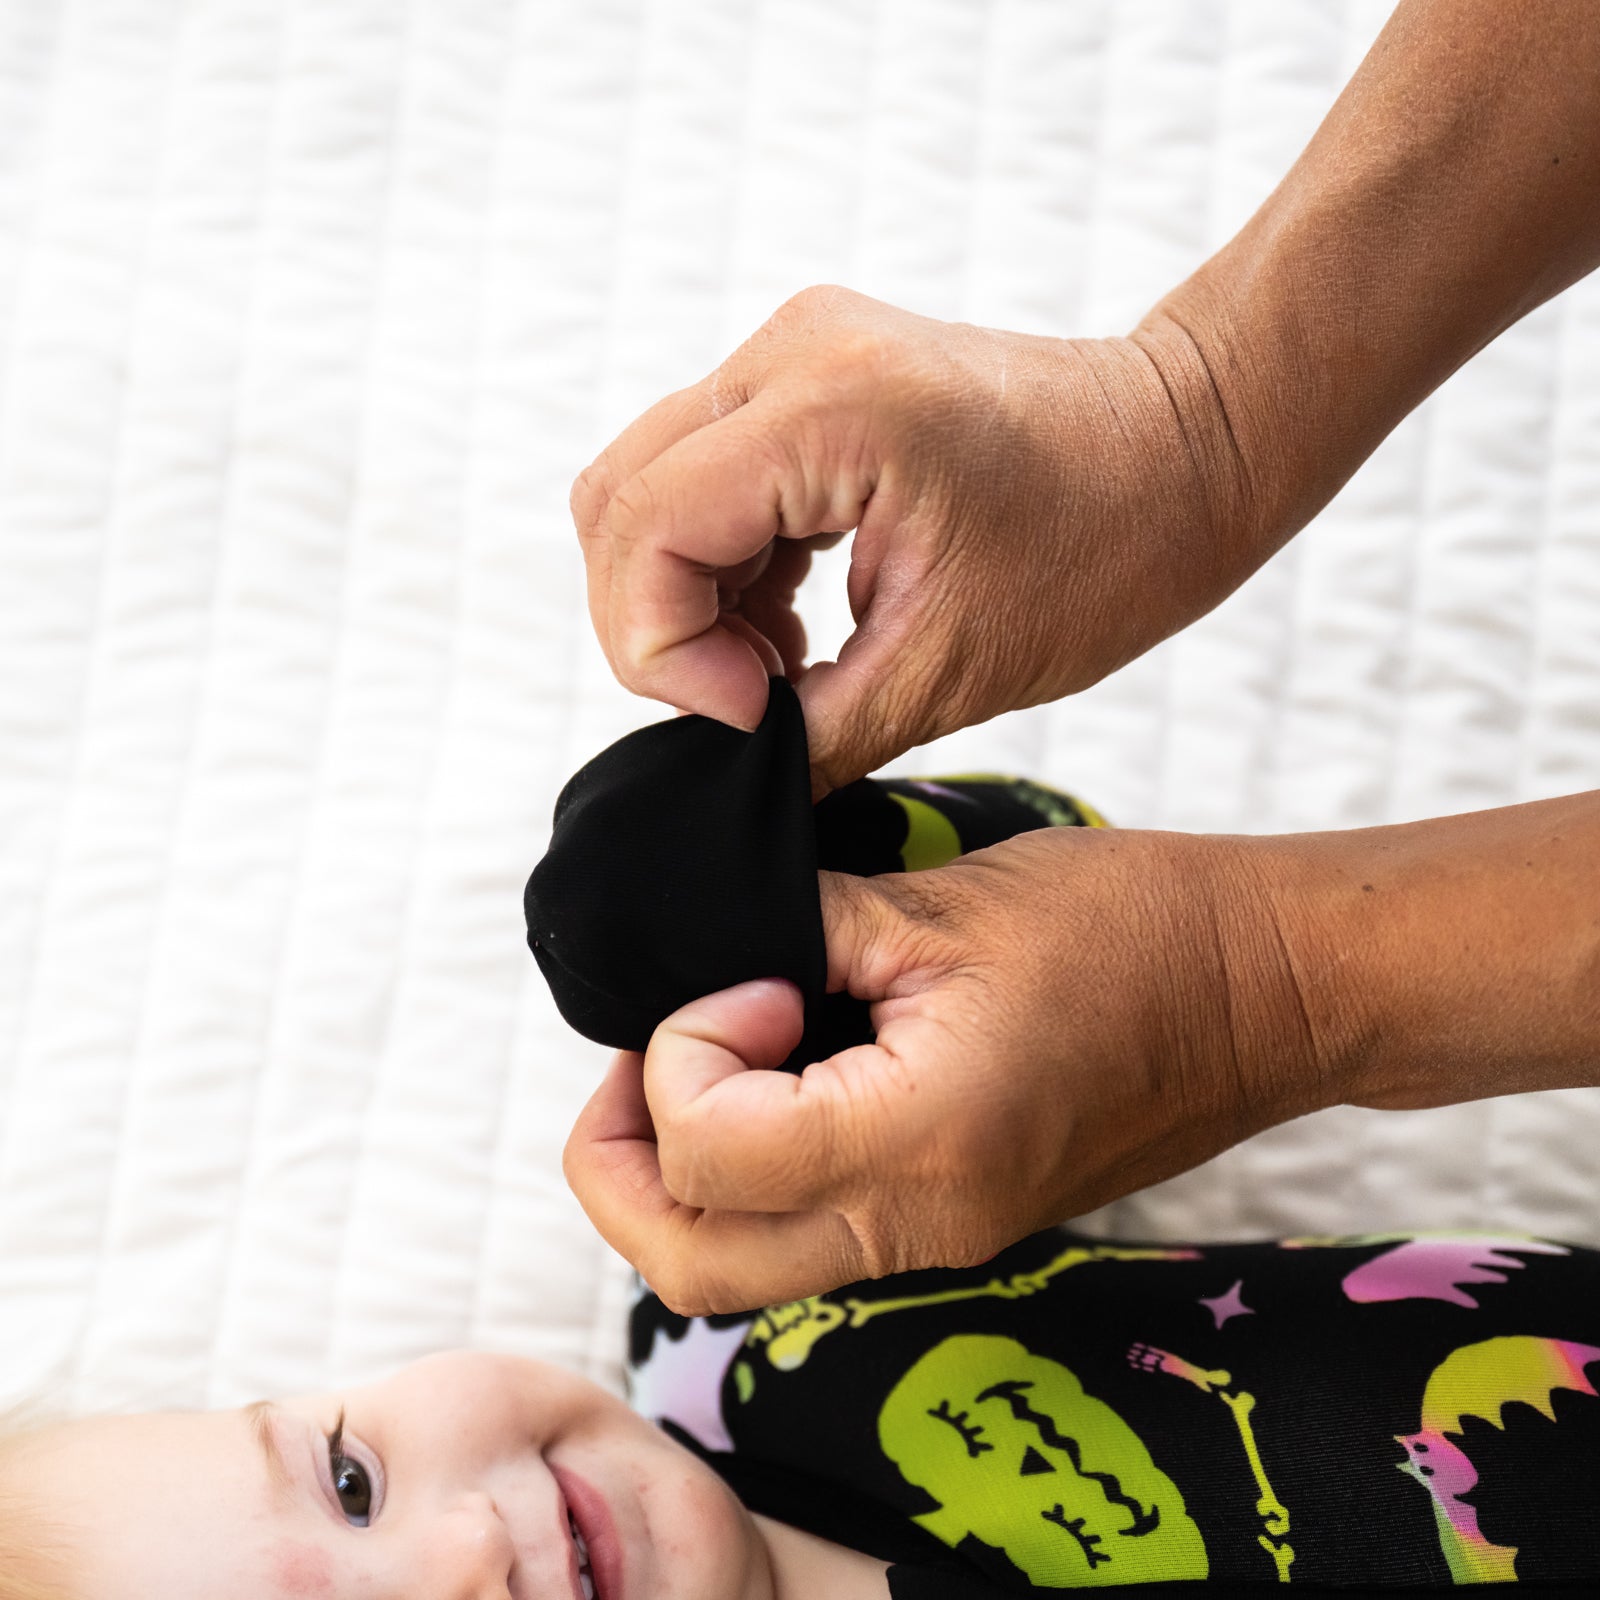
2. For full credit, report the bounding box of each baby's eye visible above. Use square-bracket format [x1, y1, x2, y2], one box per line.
[325, 1412, 376, 1526]
[332, 1453, 372, 1523]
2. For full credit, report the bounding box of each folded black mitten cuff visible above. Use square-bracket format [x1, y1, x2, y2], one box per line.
[524, 677, 1100, 1070]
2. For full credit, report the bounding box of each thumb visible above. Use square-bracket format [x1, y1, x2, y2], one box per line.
[797, 554, 955, 794]
[641, 890, 950, 1215]
[643, 978, 879, 1215]
[818, 867, 950, 1004]
[796, 654, 905, 797]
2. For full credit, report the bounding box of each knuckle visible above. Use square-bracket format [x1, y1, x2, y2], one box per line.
[641, 1250, 696, 1316]
[827, 1224, 871, 1290]
[828, 876, 957, 998]
[669, 1285, 715, 1318]
[933, 1218, 1006, 1274]
[832, 624, 964, 770]
[779, 282, 852, 327]
[806, 1075, 883, 1203]
[844, 1205, 904, 1282]
[688, 1260, 751, 1319]
[773, 1124, 835, 1205]
[945, 1231, 1003, 1273]
[766, 286, 886, 377]
[570, 459, 613, 537]
[655, 1132, 705, 1209]
[851, 1180, 992, 1281]
[605, 474, 665, 545]
[651, 1097, 693, 1171]
[655, 1277, 702, 1318]
[826, 323, 896, 387]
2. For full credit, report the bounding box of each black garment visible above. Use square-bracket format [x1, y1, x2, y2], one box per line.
[524, 677, 1096, 1068]
[524, 677, 823, 1055]
[630, 1226, 1600, 1594]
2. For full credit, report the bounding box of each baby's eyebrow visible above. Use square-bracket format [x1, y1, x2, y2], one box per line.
[245, 1400, 294, 1499]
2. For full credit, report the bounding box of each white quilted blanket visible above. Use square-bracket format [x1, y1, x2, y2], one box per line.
[3, 0, 1597, 1416]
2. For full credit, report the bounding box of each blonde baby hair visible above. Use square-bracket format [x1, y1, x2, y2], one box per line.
[0, 1409, 74, 1600]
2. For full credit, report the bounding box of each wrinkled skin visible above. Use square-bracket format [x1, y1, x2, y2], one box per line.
[571, 285, 1256, 796]
[565, 825, 1328, 1315]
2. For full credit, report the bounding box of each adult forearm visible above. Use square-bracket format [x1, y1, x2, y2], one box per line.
[1254, 791, 1600, 1113]
[1146, 0, 1600, 561]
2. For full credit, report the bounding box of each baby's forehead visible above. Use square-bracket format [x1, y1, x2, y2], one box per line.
[0, 1417, 162, 1600]
[12, 1409, 305, 1600]
[27, 1409, 266, 1512]
[17, 1407, 224, 1493]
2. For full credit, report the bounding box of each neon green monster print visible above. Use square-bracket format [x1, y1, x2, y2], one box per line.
[879, 1335, 1207, 1587]
[1126, 1343, 1294, 1582]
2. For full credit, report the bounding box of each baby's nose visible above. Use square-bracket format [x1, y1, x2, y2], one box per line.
[434, 1493, 518, 1600]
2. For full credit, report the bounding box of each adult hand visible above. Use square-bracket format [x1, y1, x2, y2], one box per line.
[563, 825, 1329, 1315]
[575, 2, 1600, 796]
[572, 288, 1261, 795]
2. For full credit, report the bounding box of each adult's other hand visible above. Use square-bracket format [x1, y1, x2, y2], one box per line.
[563, 787, 1600, 1314]
[562, 825, 1324, 1315]
[572, 289, 1258, 796]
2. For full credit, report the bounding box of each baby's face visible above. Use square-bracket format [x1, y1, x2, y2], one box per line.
[21, 1350, 769, 1600]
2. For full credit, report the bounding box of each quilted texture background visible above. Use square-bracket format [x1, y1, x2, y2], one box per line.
[2, 0, 1597, 1414]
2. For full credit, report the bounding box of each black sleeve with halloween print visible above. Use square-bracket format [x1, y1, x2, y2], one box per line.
[628, 1225, 1600, 1591]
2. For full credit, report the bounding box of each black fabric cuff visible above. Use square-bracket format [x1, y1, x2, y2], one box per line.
[525, 677, 872, 1065]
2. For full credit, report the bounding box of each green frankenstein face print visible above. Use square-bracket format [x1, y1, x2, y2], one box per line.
[879, 1336, 1207, 1587]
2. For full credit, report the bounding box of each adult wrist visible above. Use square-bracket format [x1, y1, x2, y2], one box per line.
[1133, 263, 1397, 583]
[1188, 834, 1348, 1128]
[1135, 0, 1600, 577]
[1122, 307, 1271, 582]
[1231, 831, 1393, 1116]
[1237, 796, 1600, 1118]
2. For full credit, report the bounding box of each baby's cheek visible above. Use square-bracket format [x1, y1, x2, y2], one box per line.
[272, 1541, 335, 1600]
[643, 1448, 765, 1600]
